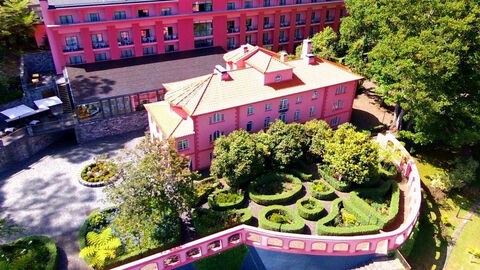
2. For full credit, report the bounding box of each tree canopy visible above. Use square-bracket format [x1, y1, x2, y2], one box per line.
[339, 0, 480, 147]
[296, 26, 339, 60]
[105, 137, 194, 250]
[266, 120, 308, 169]
[0, 0, 37, 50]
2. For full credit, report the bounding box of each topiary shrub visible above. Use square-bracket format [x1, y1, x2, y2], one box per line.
[308, 180, 336, 200]
[193, 208, 253, 237]
[259, 205, 305, 233]
[291, 169, 313, 182]
[0, 235, 58, 270]
[193, 177, 222, 206]
[208, 189, 245, 210]
[316, 199, 381, 236]
[249, 173, 303, 205]
[296, 197, 325, 220]
[379, 160, 398, 179]
[318, 166, 352, 192]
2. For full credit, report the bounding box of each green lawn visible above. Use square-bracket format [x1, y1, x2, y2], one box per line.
[445, 210, 480, 270]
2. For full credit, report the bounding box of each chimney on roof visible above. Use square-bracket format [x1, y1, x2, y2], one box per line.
[214, 65, 231, 81]
[300, 39, 312, 59]
[280, 51, 288, 62]
[242, 44, 249, 53]
[305, 53, 316, 65]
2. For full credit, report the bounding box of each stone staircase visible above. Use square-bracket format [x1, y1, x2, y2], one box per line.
[353, 256, 407, 270]
[56, 82, 74, 113]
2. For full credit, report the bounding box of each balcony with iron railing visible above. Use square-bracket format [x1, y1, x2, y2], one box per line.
[326, 16, 335, 22]
[280, 22, 290, 27]
[92, 42, 109, 49]
[296, 20, 306, 25]
[263, 24, 274, 29]
[63, 44, 83, 52]
[227, 28, 240, 33]
[278, 104, 289, 112]
[311, 18, 321, 24]
[246, 25, 258, 32]
[118, 39, 134, 46]
[164, 34, 178, 41]
[263, 39, 273, 45]
[141, 36, 156, 43]
[294, 35, 303, 41]
[279, 37, 289, 43]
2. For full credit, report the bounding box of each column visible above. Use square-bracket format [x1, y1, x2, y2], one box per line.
[178, 18, 194, 51]
[288, 9, 296, 53]
[48, 29, 66, 74]
[333, 5, 342, 32]
[240, 13, 247, 45]
[132, 23, 143, 57]
[304, 8, 312, 39]
[272, 10, 281, 50]
[213, 15, 227, 49]
[80, 27, 94, 63]
[155, 21, 165, 54]
[107, 25, 120, 60]
[320, 7, 327, 31]
[104, 7, 113, 20]
[257, 11, 264, 47]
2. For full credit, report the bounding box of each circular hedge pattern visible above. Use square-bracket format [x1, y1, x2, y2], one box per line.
[259, 205, 305, 233]
[296, 197, 325, 220]
[308, 180, 336, 200]
[80, 161, 119, 187]
[0, 235, 58, 270]
[248, 173, 303, 205]
[208, 189, 245, 210]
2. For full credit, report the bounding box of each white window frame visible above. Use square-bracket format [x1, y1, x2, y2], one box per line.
[335, 85, 346, 95]
[279, 113, 287, 123]
[265, 103, 272, 111]
[309, 106, 315, 116]
[296, 96, 302, 103]
[247, 105, 254, 115]
[312, 90, 318, 99]
[246, 121, 253, 131]
[178, 139, 189, 151]
[210, 112, 224, 123]
[330, 116, 340, 126]
[280, 98, 288, 110]
[264, 117, 271, 128]
[294, 109, 300, 120]
[275, 75, 282, 82]
[333, 100, 343, 110]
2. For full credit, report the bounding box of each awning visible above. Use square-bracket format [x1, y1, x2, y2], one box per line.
[1, 105, 48, 123]
[34, 96, 63, 109]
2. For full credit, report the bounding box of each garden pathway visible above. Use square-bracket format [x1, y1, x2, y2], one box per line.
[0, 131, 144, 270]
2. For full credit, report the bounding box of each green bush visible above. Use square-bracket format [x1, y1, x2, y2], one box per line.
[296, 197, 325, 220]
[194, 177, 222, 206]
[316, 199, 381, 236]
[208, 189, 245, 210]
[259, 205, 305, 233]
[291, 169, 313, 182]
[379, 160, 398, 179]
[308, 180, 336, 200]
[193, 208, 253, 237]
[318, 166, 352, 192]
[248, 173, 303, 205]
[0, 235, 58, 270]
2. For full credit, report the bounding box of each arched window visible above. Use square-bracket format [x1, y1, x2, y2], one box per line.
[275, 75, 282, 82]
[246, 121, 253, 132]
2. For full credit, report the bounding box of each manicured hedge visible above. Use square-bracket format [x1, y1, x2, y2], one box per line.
[308, 180, 336, 200]
[259, 205, 305, 234]
[316, 199, 381, 236]
[318, 166, 352, 192]
[193, 208, 253, 237]
[379, 160, 399, 180]
[248, 173, 303, 205]
[194, 177, 222, 206]
[291, 169, 313, 182]
[208, 189, 245, 210]
[296, 197, 325, 220]
[0, 235, 58, 270]
[350, 180, 401, 228]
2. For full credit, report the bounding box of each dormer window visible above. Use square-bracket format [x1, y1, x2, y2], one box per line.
[275, 75, 282, 82]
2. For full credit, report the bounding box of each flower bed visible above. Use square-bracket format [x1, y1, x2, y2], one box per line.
[308, 180, 336, 200]
[296, 197, 325, 220]
[193, 208, 253, 237]
[316, 199, 381, 236]
[0, 235, 58, 270]
[318, 166, 352, 192]
[208, 189, 245, 210]
[259, 205, 305, 233]
[80, 161, 119, 187]
[248, 173, 303, 205]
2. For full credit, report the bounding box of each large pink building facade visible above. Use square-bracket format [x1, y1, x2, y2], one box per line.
[146, 42, 362, 170]
[39, 0, 346, 74]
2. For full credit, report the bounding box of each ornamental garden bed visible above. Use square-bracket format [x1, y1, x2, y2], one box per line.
[193, 208, 253, 237]
[248, 173, 303, 205]
[318, 166, 352, 192]
[208, 189, 245, 210]
[194, 177, 223, 206]
[309, 180, 336, 200]
[296, 197, 325, 220]
[259, 205, 305, 233]
[316, 199, 381, 236]
[0, 235, 58, 270]
[80, 161, 119, 187]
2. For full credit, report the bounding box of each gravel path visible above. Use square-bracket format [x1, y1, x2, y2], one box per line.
[0, 131, 144, 270]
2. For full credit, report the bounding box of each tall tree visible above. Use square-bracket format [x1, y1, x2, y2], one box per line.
[0, 0, 37, 50]
[296, 26, 339, 60]
[340, 0, 480, 147]
[105, 137, 194, 250]
[266, 120, 308, 169]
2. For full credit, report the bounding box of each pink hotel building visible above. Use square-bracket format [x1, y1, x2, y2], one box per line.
[38, 0, 346, 74]
[145, 42, 362, 170]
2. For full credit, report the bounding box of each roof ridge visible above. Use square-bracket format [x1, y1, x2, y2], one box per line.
[191, 74, 215, 115]
[166, 75, 211, 106]
[264, 56, 273, 73]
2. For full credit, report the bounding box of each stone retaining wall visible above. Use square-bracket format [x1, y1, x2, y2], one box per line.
[74, 111, 148, 143]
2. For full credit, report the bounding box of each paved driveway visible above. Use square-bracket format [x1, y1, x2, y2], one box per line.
[0, 131, 144, 270]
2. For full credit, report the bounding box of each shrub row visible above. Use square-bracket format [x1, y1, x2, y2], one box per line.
[318, 166, 352, 192]
[308, 179, 336, 200]
[296, 197, 325, 220]
[193, 208, 253, 237]
[350, 180, 401, 227]
[194, 177, 222, 206]
[291, 169, 313, 182]
[207, 189, 245, 210]
[248, 173, 303, 205]
[316, 199, 381, 236]
[0, 235, 58, 270]
[259, 205, 305, 234]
